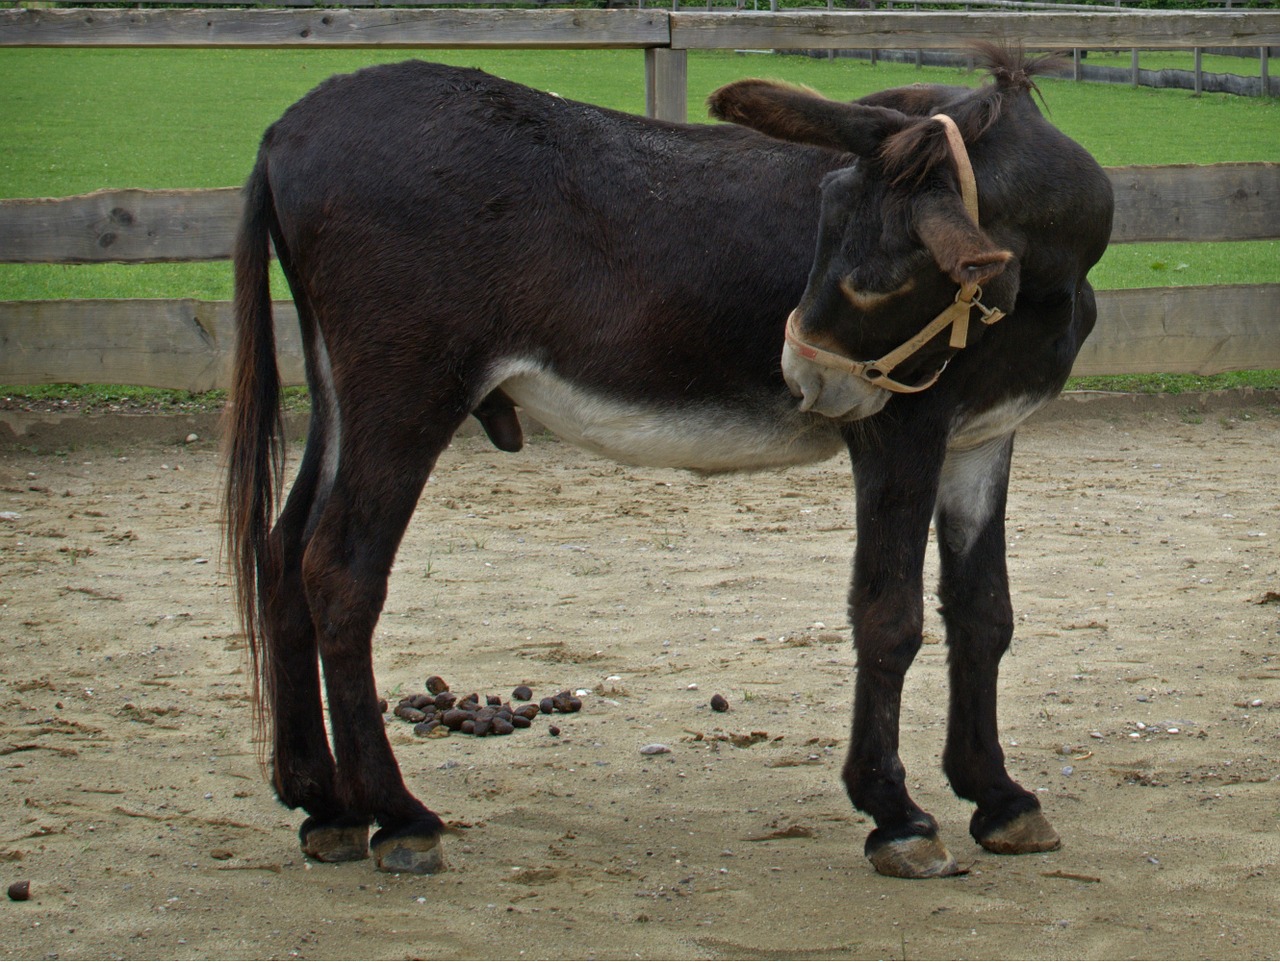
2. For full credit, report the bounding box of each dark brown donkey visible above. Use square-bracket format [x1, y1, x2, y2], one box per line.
[225, 46, 1113, 878]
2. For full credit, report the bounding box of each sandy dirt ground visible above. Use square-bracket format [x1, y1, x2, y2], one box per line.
[2, 394, 1278, 961]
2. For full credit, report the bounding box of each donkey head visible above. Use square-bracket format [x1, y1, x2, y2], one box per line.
[709, 64, 1032, 420]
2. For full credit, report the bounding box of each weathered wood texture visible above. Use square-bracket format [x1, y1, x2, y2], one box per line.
[4, 9, 1278, 51]
[3, 286, 1276, 390]
[1072, 285, 1280, 377]
[0, 8, 671, 49]
[0, 299, 304, 392]
[667, 11, 1280, 51]
[3, 165, 1274, 264]
[1109, 163, 1280, 244]
[646, 47, 688, 124]
[0, 188, 242, 264]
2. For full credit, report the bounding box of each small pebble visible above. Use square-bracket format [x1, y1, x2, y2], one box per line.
[710, 694, 729, 713]
[512, 685, 533, 702]
[7, 880, 30, 901]
[425, 676, 449, 695]
[639, 743, 672, 755]
[548, 725, 561, 737]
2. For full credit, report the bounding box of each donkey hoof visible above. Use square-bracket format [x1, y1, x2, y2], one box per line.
[299, 816, 370, 862]
[372, 825, 446, 875]
[976, 808, 1061, 855]
[866, 833, 963, 879]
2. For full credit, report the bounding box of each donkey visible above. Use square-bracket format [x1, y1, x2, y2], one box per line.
[225, 45, 1113, 879]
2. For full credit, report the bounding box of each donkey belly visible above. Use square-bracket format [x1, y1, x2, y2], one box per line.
[494, 362, 844, 473]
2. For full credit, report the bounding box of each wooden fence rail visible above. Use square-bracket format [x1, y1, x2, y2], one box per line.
[1, 8, 1277, 389]
[3, 165, 1275, 265]
[5, 9, 1278, 51]
[4, 8, 1280, 120]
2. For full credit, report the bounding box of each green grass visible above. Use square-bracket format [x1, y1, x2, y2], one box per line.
[1, 48, 1277, 401]
[1066, 370, 1280, 394]
[1091, 240, 1280, 290]
[1080, 49, 1268, 76]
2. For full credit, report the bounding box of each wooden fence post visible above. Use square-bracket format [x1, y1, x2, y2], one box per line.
[645, 47, 687, 123]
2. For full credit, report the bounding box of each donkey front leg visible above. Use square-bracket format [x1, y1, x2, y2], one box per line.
[843, 436, 962, 878]
[934, 434, 1060, 856]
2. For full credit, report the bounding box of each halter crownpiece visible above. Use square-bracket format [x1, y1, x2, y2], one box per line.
[784, 113, 1007, 395]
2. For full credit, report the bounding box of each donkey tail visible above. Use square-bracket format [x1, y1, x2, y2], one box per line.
[223, 148, 284, 758]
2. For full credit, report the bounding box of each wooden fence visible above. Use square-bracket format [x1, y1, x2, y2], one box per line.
[1, 8, 1278, 390]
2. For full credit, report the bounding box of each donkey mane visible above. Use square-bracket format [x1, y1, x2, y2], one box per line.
[879, 45, 1063, 190]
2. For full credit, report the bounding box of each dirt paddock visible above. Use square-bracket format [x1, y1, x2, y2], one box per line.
[2, 393, 1278, 961]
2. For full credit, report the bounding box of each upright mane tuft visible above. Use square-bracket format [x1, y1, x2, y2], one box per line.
[878, 45, 1059, 191]
[972, 42, 1066, 96]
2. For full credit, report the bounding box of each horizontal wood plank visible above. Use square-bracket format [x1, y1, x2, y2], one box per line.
[0, 187, 242, 264]
[3, 286, 1276, 391]
[1109, 163, 1280, 243]
[0, 299, 303, 392]
[4, 9, 1277, 50]
[1073, 284, 1280, 377]
[668, 11, 1280, 51]
[2, 163, 1273, 264]
[0, 8, 671, 49]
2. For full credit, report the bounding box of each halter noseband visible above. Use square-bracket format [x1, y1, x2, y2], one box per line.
[784, 113, 1006, 395]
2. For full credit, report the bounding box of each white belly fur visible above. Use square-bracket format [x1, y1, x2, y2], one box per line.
[490, 360, 845, 473]
[948, 394, 1050, 451]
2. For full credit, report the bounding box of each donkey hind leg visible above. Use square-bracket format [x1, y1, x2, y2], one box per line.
[262, 413, 372, 863]
[935, 434, 1060, 856]
[843, 441, 962, 879]
[302, 414, 466, 875]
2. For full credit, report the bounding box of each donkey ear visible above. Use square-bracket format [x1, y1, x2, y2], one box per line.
[912, 191, 1013, 287]
[708, 79, 912, 156]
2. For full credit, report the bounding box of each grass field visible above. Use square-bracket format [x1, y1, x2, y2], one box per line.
[1, 47, 1277, 397]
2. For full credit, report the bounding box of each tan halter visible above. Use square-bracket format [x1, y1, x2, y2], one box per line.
[784, 113, 1006, 395]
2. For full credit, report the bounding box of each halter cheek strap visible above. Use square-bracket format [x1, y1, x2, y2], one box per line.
[785, 113, 1006, 394]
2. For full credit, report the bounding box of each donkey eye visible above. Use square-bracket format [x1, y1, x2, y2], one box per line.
[840, 275, 916, 311]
